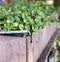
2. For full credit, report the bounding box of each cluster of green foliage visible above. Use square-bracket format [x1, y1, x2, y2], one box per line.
[56, 8, 60, 62]
[8, 0, 24, 3]
[0, 1, 56, 33]
[57, 8, 60, 28]
[56, 33, 60, 62]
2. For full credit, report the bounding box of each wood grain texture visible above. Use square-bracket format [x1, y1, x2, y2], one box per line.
[37, 28, 59, 62]
[27, 22, 57, 62]
[0, 22, 57, 62]
[0, 36, 26, 62]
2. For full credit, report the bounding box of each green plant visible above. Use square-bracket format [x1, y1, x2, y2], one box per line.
[0, 1, 57, 34]
[56, 33, 60, 62]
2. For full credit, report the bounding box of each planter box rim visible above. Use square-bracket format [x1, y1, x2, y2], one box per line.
[0, 30, 29, 35]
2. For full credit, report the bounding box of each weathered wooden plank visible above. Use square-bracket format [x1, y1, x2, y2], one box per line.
[0, 22, 57, 62]
[37, 28, 59, 62]
[27, 22, 57, 62]
[0, 36, 26, 62]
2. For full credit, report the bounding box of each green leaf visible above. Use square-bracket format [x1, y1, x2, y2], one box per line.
[19, 24, 24, 30]
[13, 22, 19, 27]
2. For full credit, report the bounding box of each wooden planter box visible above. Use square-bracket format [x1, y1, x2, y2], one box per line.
[0, 22, 58, 62]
